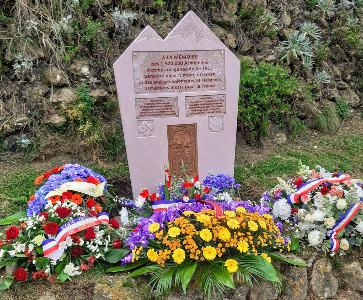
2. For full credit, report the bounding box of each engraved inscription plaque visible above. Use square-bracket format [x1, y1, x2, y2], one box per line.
[168, 124, 198, 178]
[185, 94, 226, 117]
[133, 50, 225, 94]
[136, 97, 179, 119]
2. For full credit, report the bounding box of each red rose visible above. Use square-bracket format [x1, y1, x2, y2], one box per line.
[87, 199, 96, 208]
[321, 185, 329, 195]
[39, 212, 49, 220]
[44, 222, 59, 235]
[84, 228, 95, 240]
[113, 239, 122, 248]
[140, 189, 149, 198]
[70, 246, 84, 257]
[294, 177, 303, 188]
[55, 207, 72, 218]
[6, 226, 19, 240]
[14, 268, 28, 282]
[291, 208, 299, 215]
[109, 218, 119, 229]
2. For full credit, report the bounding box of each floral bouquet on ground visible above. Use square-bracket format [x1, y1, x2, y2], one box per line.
[108, 184, 303, 299]
[261, 162, 363, 252]
[0, 164, 128, 290]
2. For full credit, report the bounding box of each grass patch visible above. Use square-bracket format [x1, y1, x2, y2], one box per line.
[0, 169, 41, 218]
[91, 161, 130, 179]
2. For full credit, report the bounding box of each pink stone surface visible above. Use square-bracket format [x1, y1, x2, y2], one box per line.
[114, 11, 240, 199]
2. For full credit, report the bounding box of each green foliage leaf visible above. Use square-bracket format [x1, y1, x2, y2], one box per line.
[149, 266, 176, 297]
[0, 211, 26, 225]
[0, 278, 13, 290]
[104, 248, 130, 264]
[180, 261, 198, 293]
[35, 257, 50, 270]
[55, 262, 66, 274]
[107, 258, 148, 272]
[58, 271, 70, 283]
[215, 266, 235, 289]
[268, 253, 310, 267]
[290, 238, 300, 251]
[127, 264, 163, 278]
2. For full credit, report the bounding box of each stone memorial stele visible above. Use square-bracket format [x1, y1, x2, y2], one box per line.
[114, 11, 240, 199]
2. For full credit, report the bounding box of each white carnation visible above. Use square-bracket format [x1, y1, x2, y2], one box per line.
[134, 195, 146, 208]
[355, 221, 363, 234]
[305, 214, 315, 223]
[312, 210, 325, 222]
[194, 181, 201, 189]
[272, 199, 292, 220]
[63, 262, 81, 277]
[308, 230, 323, 246]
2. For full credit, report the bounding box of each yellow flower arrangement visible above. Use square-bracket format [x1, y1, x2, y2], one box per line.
[224, 210, 236, 218]
[258, 219, 267, 230]
[218, 227, 231, 242]
[227, 218, 240, 229]
[149, 223, 160, 233]
[236, 206, 247, 214]
[172, 249, 186, 264]
[203, 246, 217, 260]
[199, 228, 213, 242]
[147, 249, 158, 262]
[224, 259, 238, 273]
[237, 240, 249, 253]
[196, 213, 211, 225]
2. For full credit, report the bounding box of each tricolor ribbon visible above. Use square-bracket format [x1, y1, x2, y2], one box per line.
[42, 212, 109, 260]
[151, 199, 223, 217]
[287, 173, 350, 204]
[329, 199, 363, 252]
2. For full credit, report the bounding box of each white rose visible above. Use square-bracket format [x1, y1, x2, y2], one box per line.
[324, 217, 336, 228]
[340, 238, 349, 250]
[312, 210, 325, 222]
[336, 199, 347, 210]
[305, 214, 315, 223]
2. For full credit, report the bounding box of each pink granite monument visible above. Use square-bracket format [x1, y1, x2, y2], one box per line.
[114, 11, 240, 199]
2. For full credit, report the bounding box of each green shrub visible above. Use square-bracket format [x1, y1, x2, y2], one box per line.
[287, 117, 306, 139]
[335, 97, 350, 119]
[238, 60, 299, 143]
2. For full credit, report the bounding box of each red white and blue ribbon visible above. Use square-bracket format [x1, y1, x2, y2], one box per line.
[151, 199, 223, 217]
[42, 212, 109, 260]
[329, 199, 363, 251]
[287, 173, 350, 204]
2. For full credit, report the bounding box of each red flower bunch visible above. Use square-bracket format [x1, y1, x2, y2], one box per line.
[320, 185, 329, 195]
[84, 228, 96, 240]
[39, 212, 49, 220]
[6, 226, 19, 240]
[56, 207, 72, 218]
[14, 268, 28, 281]
[294, 177, 303, 188]
[34, 166, 64, 185]
[87, 199, 96, 208]
[32, 269, 48, 280]
[44, 222, 59, 235]
[70, 246, 84, 257]
[182, 175, 199, 188]
[87, 177, 101, 184]
[113, 239, 122, 248]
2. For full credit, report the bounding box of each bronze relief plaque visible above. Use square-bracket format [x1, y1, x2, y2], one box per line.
[167, 124, 198, 179]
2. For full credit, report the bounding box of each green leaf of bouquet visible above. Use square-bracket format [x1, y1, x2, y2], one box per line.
[35, 257, 50, 270]
[164, 175, 170, 200]
[104, 249, 131, 264]
[215, 265, 235, 289]
[55, 262, 66, 274]
[290, 238, 300, 251]
[180, 261, 198, 293]
[0, 278, 13, 290]
[14, 254, 26, 258]
[106, 258, 148, 272]
[268, 253, 310, 267]
[126, 264, 163, 278]
[0, 211, 26, 225]
[181, 161, 192, 182]
[58, 271, 70, 282]
[237, 255, 280, 283]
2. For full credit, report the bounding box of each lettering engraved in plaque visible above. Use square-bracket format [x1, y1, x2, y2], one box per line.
[135, 97, 179, 119]
[167, 124, 198, 179]
[185, 94, 226, 117]
[133, 50, 225, 94]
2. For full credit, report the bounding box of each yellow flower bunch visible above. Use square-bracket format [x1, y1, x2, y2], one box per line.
[137, 208, 287, 268]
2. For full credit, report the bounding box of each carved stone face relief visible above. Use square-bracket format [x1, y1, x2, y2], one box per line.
[168, 124, 198, 178]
